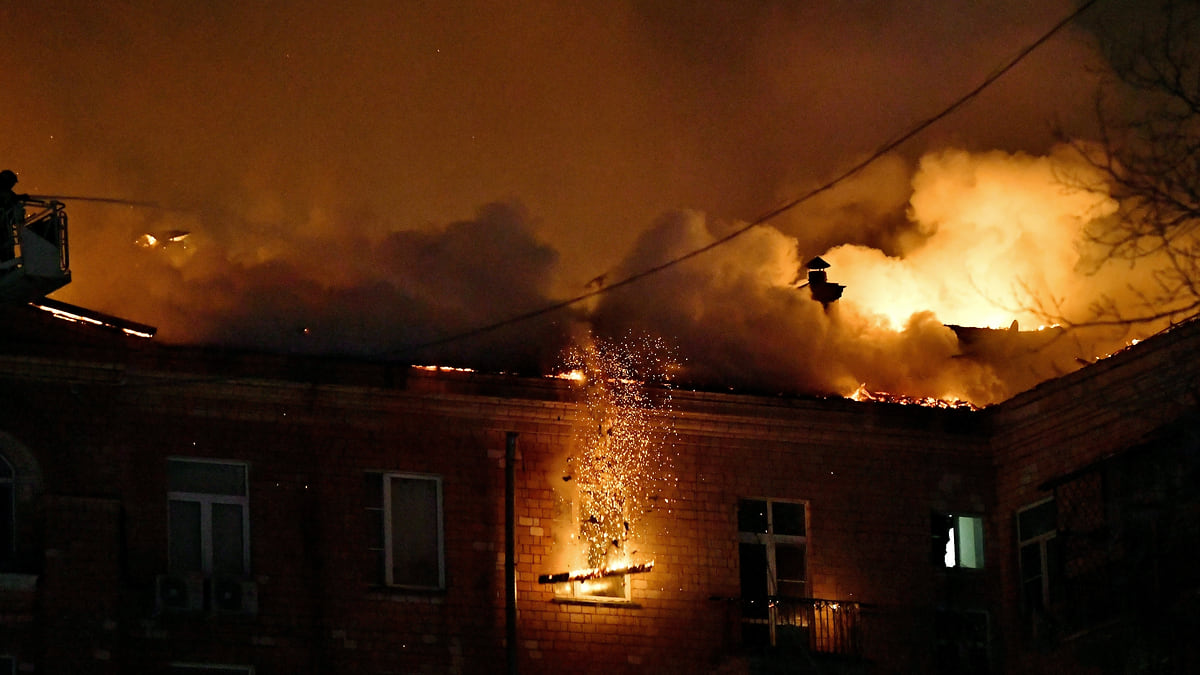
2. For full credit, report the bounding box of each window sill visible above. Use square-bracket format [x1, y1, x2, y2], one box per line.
[552, 596, 640, 608]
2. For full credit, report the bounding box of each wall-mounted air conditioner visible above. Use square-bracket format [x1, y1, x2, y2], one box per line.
[209, 577, 259, 615]
[155, 574, 204, 613]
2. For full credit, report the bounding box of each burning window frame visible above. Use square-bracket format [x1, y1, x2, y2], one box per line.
[550, 485, 637, 604]
[544, 335, 678, 605]
[552, 570, 632, 604]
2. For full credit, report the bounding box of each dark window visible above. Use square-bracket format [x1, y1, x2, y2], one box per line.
[738, 498, 808, 647]
[366, 472, 444, 589]
[167, 459, 249, 577]
[1017, 498, 1061, 613]
[935, 609, 989, 674]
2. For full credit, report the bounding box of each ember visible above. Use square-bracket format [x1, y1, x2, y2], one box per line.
[412, 364, 476, 373]
[550, 369, 586, 382]
[32, 298, 157, 339]
[848, 384, 978, 410]
[552, 334, 678, 589]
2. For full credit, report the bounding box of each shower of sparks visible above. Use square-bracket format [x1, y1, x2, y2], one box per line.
[559, 333, 679, 569]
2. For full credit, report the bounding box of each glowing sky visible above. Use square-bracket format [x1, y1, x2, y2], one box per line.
[0, 1, 1167, 403]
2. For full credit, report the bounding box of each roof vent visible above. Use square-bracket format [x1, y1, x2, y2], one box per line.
[800, 256, 844, 306]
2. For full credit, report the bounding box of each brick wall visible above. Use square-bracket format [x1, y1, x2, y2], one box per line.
[989, 321, 1200, 674]
[0, 338, 1010, 673]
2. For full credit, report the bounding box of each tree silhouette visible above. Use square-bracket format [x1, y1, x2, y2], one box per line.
[1059, 0, 1200, 329]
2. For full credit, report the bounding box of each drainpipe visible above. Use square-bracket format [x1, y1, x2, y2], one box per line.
[505, 431, 519, 675]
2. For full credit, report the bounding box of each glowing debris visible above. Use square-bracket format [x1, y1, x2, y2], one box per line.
[559, 333, 678, 571]
[848, 383, 978, 410]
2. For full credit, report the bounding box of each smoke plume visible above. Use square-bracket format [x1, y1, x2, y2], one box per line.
[1, 1, 1170, 404]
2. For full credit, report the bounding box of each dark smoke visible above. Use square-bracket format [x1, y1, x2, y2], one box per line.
[0, 1, 1162, 403]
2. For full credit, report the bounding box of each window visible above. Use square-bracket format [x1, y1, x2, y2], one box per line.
[0, 435, 41, 575]
[365, 472, 444, 590]
[167, 459, 249, 578]
[554, 574, 629, 603]
[1017, 498, 1061, 614]
[738, 498, 807, 646]
[934, 513, 985, 569]
[935, 609, 989, 674]
[552, 489, 632, 603]
[0, 455, 13, 567]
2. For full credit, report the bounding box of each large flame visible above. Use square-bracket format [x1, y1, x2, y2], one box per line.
[824, 147, 1118, 330]
[592, 145, 1166, 407]
[9, 0, 1168, 410]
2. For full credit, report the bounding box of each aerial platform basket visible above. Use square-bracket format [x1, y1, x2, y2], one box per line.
[0, 199, 71, 303]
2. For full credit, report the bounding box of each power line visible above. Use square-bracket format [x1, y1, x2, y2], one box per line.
[389, 0, 1103, 358]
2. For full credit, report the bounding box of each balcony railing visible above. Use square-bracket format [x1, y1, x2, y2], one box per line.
[739, 596, 866, 658]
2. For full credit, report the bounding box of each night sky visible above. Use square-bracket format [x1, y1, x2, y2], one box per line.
[0, 1, 1165, 404]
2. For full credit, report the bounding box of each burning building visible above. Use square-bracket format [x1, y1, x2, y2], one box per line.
[0, 301, 1198, 674]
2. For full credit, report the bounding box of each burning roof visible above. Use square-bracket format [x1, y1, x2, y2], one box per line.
[3, 4, 1184, 408]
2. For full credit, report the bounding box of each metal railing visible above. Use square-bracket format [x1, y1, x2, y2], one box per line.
[22, 199, 69, 273]
[740, 596, 866, 658]
[1, 199, 71, 302]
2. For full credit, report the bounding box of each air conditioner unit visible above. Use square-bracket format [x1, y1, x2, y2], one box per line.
[155, 573, 204, 613]
[210, 577, 259, 615]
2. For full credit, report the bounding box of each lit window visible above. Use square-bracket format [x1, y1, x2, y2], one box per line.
[365, 472, 444, 590]
[936, 514, 985, 569]
[167, 459, 250, 578]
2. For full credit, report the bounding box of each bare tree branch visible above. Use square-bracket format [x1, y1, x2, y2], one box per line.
[1051, 0, 1200, 331]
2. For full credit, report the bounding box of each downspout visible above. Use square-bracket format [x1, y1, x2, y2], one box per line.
[505, 431, 519, 675]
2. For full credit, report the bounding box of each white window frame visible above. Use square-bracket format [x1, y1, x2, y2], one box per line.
[167, 458, 250, 578]
[739, 498, 809, 598]
[369, 472, 445, 590]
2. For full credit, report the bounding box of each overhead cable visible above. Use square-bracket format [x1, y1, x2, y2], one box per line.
[388, 0, 1103, 357]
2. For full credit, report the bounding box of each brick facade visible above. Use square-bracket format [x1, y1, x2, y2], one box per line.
[1, 306, 1197, 673]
